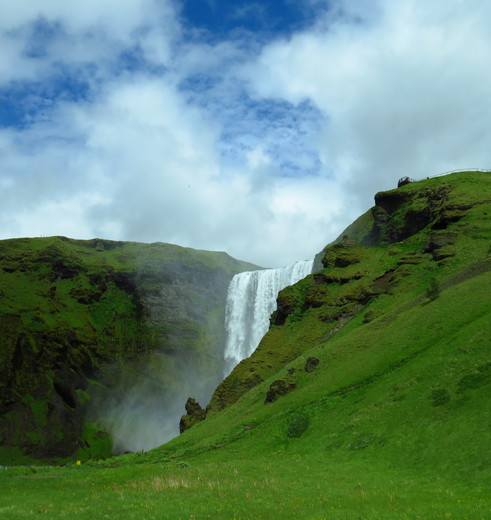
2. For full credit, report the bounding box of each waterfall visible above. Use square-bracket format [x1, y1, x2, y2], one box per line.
[223, 259, 314, 376]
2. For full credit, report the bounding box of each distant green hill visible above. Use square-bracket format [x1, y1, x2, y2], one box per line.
[0, 237, 257, 462]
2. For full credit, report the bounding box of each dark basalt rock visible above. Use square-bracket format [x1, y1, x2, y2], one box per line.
[370, 270, 395, 295]
[304, 357, 319, 373]
[423, 232, 457, 253]
[432, 209, 467, 230]
[179, 398, 206, 433]
[265, 379, 296, 403]
[423, 232, 458, 261]
[35, 245, 86, 281]
[271, 285, 304, 326]
[374, 189, 413, 214]
[371, 186, 455, 244]
[111, 271, 138, 295]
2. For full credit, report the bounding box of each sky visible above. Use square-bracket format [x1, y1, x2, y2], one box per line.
[1, 0, 491, 268]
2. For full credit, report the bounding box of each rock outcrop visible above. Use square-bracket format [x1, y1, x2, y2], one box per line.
[179, 398, 206, 433]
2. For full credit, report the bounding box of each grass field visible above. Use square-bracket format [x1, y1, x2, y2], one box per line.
[1, 445, 489, 519]
[1, 456, 488, 519]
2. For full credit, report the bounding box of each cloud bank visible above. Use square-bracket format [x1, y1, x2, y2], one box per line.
[1, 0, 490, 267]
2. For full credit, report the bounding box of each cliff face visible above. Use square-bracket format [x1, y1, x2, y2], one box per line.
[206, 171, 491, 416]
[0, 236, 257, 461]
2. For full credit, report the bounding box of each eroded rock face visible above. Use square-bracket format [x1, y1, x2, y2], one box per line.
[265, 380, 296, 403]
[371, 185, 470, 245]
[422, 232, 458, 262]
[179, 398, 206, 433]
[271, 285, 304, 326]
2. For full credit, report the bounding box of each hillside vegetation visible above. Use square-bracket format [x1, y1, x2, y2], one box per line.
[0, 237, 257, 462]
[0, 171, 490, 519]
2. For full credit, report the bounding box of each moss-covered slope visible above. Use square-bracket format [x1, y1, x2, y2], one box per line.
[0, 236, 257, 461]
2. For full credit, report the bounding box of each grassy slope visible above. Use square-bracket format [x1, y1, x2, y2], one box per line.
[1, 172, 490, 519]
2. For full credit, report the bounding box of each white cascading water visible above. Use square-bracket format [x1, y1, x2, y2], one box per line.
[223, 260, 314, 376]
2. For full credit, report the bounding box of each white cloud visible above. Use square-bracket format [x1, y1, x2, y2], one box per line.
[2, 0, 491, 267]
[0, 0, 177, 87]
[246, 147, 271, 169]
[246, 0, 491, 199]
[9, 193, 105, 239]
[0, 0, 169, 39]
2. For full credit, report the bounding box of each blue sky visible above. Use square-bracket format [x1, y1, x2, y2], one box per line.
[179, 0, 323, 39]
[1, 0, 491, 267]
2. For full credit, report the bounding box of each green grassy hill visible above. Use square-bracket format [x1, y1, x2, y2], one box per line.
[0, 237, 257, 462]
[0, 172, 490, 519]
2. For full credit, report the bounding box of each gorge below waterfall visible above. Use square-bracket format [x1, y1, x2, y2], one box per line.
[223, 260, 314, 376]
[92, 259, 314, 453]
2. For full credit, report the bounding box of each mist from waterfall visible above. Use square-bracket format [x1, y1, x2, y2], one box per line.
[93, 258, 313, 453]
[223, 260, 314, 375]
